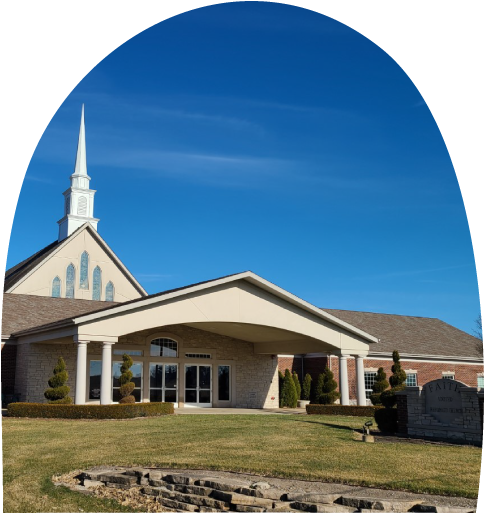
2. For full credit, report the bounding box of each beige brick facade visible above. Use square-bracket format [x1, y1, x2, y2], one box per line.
[14, 324, 279, 408]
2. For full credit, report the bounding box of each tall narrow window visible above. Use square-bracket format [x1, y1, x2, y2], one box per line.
[92, 266, 102, 300]
[105, 281, 114, 302]
[80, 251, 89, 289]
[66, 264, 75, 298]
[52, 276, 61, 298]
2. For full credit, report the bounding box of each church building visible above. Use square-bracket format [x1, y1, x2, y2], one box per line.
[1, 107, 482, 408]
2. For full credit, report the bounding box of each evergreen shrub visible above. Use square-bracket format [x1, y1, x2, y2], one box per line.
[302, 373, 312, 401]
[293, 371, 301, 401]
[44, 357, 72, 404]
[280, 369, 297, 407]
[118, 353, 135, 404]
[370, 367, 389, 406]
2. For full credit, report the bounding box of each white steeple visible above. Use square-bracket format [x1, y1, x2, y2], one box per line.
[58, 105, 99, 241]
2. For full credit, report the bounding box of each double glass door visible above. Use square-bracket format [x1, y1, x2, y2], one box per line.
[185, 364, 212, 407]
[150, 363, 178, 403]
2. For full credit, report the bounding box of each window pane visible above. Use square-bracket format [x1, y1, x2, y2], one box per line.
[364, 372, 377, 399]
[89, 361, 101, 400]
[105, 281, 114, 302]
[478, 376, 484, 388]
[199, 390, 211, 403]
[66, 264, 75, 298]
[185, 389, 197, 403]
[443, 374, 455, 380]
[165, 389, 177, 403]
[80, 251, 89, 289]
[199, 366, 211, 389]
[185, 366, 197, 389]
[150, 389, 163, 402]
[113, 350, 143, 356]
[218, 365, 230, 401]
[165, 365, 177, 389]
[52, 277, 61, 298]
[112, 363, 122, 388]
[405, 373, 417, 387]
[150, 338, 178, 357]
[131, 363, 142, 388]
[150, 364, 163, 389]
[92, 266, 102, 300]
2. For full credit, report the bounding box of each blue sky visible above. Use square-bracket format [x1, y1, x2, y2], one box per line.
[7, 2, 480, 335]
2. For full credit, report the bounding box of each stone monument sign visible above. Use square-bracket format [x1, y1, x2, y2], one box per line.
[396, 378, 484, 445]
[424, 378, 464, 424]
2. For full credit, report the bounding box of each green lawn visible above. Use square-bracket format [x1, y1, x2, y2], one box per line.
[2, 414, 481, 513]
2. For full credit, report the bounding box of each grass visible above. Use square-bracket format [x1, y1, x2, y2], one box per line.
[2, 414, 481, 513]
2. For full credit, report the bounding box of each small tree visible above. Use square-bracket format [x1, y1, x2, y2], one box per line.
[44, 356, 72, 404]
[314, 373, 325, 404]
[318, 367, 340, 405]
[280, 369, 297, 407]
[302, 373, 312, 401]
[293, 371, 301, 401]
[370, 367, 389, 406]
[119, 353, 136, 404]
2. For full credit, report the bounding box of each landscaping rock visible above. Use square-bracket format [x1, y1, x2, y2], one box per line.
[196, 478, 252, 492]
[148, 470, 168, 481]
[235, 485, 284, 500]
[338, 496, 422, 511]
[291, 501, 357, 512]
[252, 481, 271, 490]
[125, 467, 150, 477]
[98, 473, 138, 486]
[164, 473, 198, 485]
[211, 490, 274, 508]
[83, 479, 105, 489]
[160, 498, 199, 511]
[284, 493, 341, 504]
[410, 505, 475, 513]
[233, 505, 266, 512]
[174, 484, 213, 496]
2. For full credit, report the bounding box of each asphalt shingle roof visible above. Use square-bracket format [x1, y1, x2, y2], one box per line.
[323, 308, 482, 359]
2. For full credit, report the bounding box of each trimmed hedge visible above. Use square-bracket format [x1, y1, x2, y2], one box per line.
[306, 404, 383, 417]
[7, 401, 174, 419]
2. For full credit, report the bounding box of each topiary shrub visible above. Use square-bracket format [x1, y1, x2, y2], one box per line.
[302, 373, 312, 401]
[119, 353, 136, 404]
[313, 373, 324, 404]
[380, 351, 406, 409]
[307, 404, 383, 416]
[370, 367, 389, 406]
[44, 357, 72, 404]
[280, 369, 298, 407]
[293, 371, 301, 401]
[375, 350, 406, 433]
[318, 367, 340, 405]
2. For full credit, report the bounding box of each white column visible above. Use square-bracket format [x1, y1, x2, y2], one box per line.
[75, 340, 89, 404]
[100, 342, 114, 405]
[339, 355, 350, 406]
[355, 355, 367, 406]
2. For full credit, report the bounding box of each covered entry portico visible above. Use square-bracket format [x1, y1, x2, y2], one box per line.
[15, 272, 378, 407]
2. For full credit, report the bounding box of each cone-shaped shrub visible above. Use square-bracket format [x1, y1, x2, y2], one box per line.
[293, 371, 301, 401]
[278, 370, 285, 407]
[119, 353, 136, 404]
[44, 356, 72, 404]
[280, 369, 298, 407]
[314, 373, 325, 404]
[318, 367, 340, 405]
[370, 367, 389, 406]
[302, 373, 312, 401]
[380, 350, 406, 409]
[376, 350, 406, 433]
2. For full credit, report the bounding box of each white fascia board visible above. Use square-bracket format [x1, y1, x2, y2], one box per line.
[367, 352, 483, 364]
[70, 271, 378, 343]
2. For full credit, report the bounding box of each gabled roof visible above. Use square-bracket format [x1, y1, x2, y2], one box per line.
[4, 223, 147, 296]
[1, 293, 114, 339]
[323, 308, 482, 360]
[9, 271, 379, 343]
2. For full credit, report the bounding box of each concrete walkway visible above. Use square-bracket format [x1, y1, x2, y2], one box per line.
[175, 407, 306, 415]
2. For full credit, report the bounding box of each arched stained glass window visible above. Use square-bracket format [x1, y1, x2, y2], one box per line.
[80, 251, 89, 289]
[52, 276, 61, 298]
[66, 264, 75, 298]
[105, 281, 114, 302]
[92, 266, 102, 300]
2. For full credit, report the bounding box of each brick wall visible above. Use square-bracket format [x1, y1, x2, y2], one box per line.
[1, 343, 17, 394]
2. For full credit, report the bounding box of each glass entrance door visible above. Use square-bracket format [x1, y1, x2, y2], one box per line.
[150, 363, 178, 404]
[185, 365, 212, 407]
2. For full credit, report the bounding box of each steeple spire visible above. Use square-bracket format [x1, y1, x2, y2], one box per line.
[73, 104, 87, 176]
[57, 105, 99, 241]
